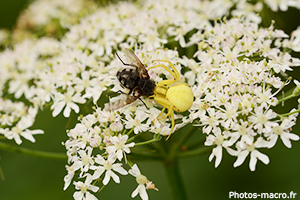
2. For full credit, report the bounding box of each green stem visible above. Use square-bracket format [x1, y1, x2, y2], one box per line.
[279, 108, 300, 117]
[126, 127, 135, 136]
[276, 86, 297, 104]
[134, 134, 161, 146]
[173, 125, 197, 152]
[163, 160, 188, 200]
[0, 141, 67, 160]
[0, 165, 4, 180]
[65, 111, 75, 129]
[177, 146, 213, 158]
[129, 150, 163, 160]
[97, 184, 106, 193]
[277, 93, 296, 104]
[126, 128, 136, 142]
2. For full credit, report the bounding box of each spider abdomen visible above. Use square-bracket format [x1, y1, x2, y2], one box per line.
[166, 83, 194, 112]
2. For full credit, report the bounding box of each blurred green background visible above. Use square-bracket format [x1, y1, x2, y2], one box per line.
[0, 0, 300, 200]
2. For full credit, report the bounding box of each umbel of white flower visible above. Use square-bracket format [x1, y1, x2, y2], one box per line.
[1, 0, 300, 200]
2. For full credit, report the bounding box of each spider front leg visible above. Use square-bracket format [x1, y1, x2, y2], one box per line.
[153, 96, 175, 140]
[148, 60, 180, 86]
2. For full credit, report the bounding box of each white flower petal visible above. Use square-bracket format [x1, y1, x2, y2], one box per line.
[86, 192, 98, 200]
[52, 101, 65, 117]
[63, 104, 71, 117]
[131, 185, 140, 198]
[89, 185, 100, 193]
[103, 171, 112, 185]
[14, 134, 22, 145]
[110, 171, 120, 184]
[249, 153, 258, 171]
[69, 102, 80, 113]
[129, 164, 141, 177]
[112, 164, 128, 175]
[139, 184, 148, 200]
[92, 167, 105, 180]
[213, 146, 223, 168]
[73, 191, 84, 200]
[268, 134, 278, 148]
[20, 131, 36, 143]
[251, 150, 269, 170]
[233, 150, 249, 168]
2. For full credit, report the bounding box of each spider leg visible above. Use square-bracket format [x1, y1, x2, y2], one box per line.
[148, 64, 177, 80]
[156, 78, 177, 87]
[166, 109, 174, 140]
[157, 107, 166, 119]
[151, 60, 180, 80]
[153, 96, 175, 140]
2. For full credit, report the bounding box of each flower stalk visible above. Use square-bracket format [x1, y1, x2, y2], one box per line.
[0, 141, 67, 160]
[163, 159, 188, 200]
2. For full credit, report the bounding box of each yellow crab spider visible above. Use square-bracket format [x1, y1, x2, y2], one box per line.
[148, 60, 194, 140]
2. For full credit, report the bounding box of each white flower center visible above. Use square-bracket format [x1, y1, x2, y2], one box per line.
[12, 127, 22, 134]
[257, 114, 267, 124]
[82, 155, 89, 165]
[69, 164, 75, 172]
[246, 144, 255, 152]
[133, 119, 141, 127]
[214, 135, 224, 146]
[115, 140, 125, 150]
[273, 126, 283, 135]
[226, 109, 234, 119]
[82, 79, 90, 88]
[136, 174, 147, 185]
[225, 52, 233, 60]
[103, 160, 112, 170]
[208, 116, 216, 125]
[64, 93, 73, 103]
[80, 184, 88, 193]
[198, 102, 206, 110]
[242, 99, 251, 109]
[260, 94, 269, 102]
[238, 124, 247, 135]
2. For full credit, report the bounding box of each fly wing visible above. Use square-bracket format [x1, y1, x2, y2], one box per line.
[109, 89, 141, 111]
[108, 94, 140, 111]
[123, 49, 150, 79]
[125, 95, 140, 105]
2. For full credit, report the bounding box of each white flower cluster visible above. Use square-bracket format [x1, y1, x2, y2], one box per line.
[0, 0, 204, 146]
[184, 18, 300, 171]
[12, 0, 97, 42]
[0, 38, 59, 144]
[1, 0, 300, 199]
[1, 0, 208, 199]
[289, 26, 300, 52]
[64, 107, 159, 200]
[0, 99, 43, 144]
[264, 0, 300, 11]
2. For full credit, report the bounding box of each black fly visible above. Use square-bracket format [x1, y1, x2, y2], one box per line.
[109, 49, 156, 109]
